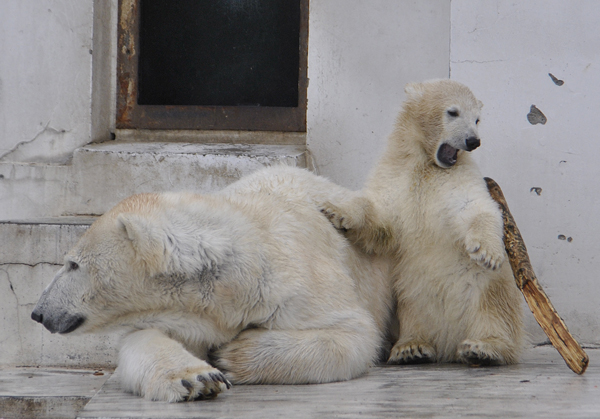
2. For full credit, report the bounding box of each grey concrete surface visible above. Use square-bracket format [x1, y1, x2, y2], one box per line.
[0, 367, 111, 419]
[76, 347, 600, 419]
[0, 347, 597, 418]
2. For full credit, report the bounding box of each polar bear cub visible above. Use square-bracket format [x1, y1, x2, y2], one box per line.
[31, 166, 394, 402]
[323, 79, 523, 365]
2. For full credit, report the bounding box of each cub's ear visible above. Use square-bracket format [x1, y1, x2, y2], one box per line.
[404, 82, 425, 99]
[117, 213, 165, 262]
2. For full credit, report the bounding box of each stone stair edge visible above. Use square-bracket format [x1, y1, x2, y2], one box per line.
[0, 216, 98, 225]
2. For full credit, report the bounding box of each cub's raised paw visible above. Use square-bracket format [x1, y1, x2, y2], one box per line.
[387, 341, 435, 365]
[320, 202, 354, 231]
[147, 366, 231, 402]
[457, 339, 504, 367]
[465, 234, 506, 271]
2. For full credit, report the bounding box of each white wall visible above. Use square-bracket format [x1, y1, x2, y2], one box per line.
[307, 0, 451, 189]
[0, 1, 95, 163]
[451, 0, 600, 344]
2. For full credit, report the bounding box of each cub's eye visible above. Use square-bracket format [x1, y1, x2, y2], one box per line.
[69, 261, 79, 271]
[447, 109, 459, 117]
[476, 118, 480, 125]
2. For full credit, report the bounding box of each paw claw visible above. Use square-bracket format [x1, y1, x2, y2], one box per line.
[181, 379, 193, 390]
[205, 372, 232, 389]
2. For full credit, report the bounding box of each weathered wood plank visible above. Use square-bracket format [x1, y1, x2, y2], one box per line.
[485, 177, 589, 375]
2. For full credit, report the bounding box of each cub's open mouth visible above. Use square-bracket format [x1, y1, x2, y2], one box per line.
[437, 143, 458, 167]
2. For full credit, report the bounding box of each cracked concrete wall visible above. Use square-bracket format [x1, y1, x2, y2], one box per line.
[0, 222, 120, 367]
[451, 0, 600, 345]
[0, 1, 95, 163]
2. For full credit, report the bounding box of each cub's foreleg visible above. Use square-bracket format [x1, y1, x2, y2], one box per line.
[452, 191, 506, 270]
[320, 195, 394, 254]
[118, 329, 231, 402]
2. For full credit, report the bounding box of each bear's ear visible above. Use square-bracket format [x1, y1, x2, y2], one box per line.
[117, 213, 165, 261]
[404, 82, 425, 100]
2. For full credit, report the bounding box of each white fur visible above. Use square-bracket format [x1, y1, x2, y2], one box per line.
[32, 166, 394, 402]
[322, 79, 523, 365]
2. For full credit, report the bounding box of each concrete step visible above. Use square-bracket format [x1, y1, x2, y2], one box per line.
[66, 142, 310, 217]
[0, 142, 310, 219]
[0, 367, 112, 419]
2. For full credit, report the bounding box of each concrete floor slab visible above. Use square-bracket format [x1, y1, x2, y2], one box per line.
[77, 347, 600, 419]
[0, 367, 111, 419]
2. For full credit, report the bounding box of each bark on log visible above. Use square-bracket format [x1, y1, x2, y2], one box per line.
[485, 177, 589, 374]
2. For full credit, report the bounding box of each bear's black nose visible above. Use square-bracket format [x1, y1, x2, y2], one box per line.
[465, 137, 480, 151]
[31, 310, 43, 324]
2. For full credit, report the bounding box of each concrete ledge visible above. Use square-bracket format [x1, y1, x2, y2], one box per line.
[65, 143, 310, 216]
[1, 217, 98, 226]
[0, 142, 310, 219]
[0, 367, 111, 419]
[115, 130, 306, 145]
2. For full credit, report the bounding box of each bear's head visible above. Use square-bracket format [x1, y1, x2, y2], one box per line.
[402, 79, 483, 169]
[30, 194, 171, 334]
[31, 193, 235, 335]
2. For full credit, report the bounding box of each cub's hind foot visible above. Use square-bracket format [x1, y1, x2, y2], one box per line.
[457, 339, 505, 367]
[387, 340, 435, 365]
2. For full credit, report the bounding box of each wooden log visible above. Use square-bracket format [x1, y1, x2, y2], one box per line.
[484, 177, 589, 375]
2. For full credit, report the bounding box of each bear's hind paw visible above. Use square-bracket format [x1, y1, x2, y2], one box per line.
[457, 339, 504, 367]
[387, 341, 435, 365]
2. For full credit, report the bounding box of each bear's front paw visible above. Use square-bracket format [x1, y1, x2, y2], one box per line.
[465, 234, 506, 271]
[387, 340, 435, 365]
[457, 339, 504, 366]
[146, 366, 231, 402]
[320, 202, 355, 231]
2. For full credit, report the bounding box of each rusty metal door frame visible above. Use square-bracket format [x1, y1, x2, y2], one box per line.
[116, 0, 308, 132]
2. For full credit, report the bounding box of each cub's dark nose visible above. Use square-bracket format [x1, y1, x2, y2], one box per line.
[465, 136, 481, 151]
[31, 310, 43, 324]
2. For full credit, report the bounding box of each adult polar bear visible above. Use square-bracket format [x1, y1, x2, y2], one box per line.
[323, 79, 524, 366]
[31, 166, 394, 402]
